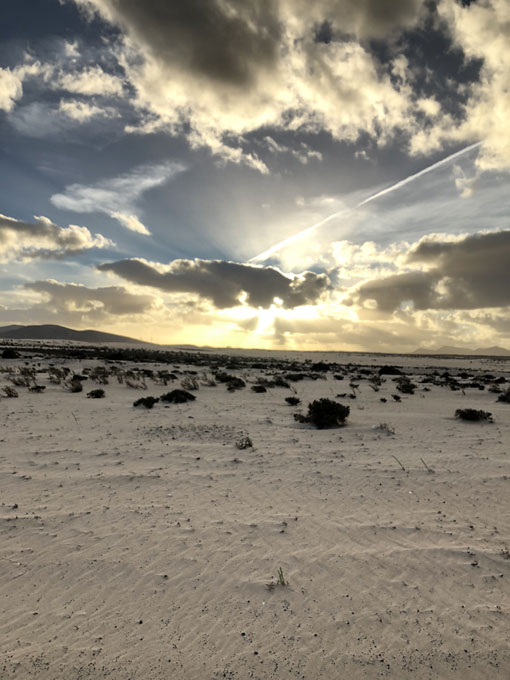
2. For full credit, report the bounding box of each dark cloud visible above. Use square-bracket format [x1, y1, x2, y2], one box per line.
[78, 0, 427, 91]
[460, 311, 510, 335]
[357, 230, 510, 312]
[357, 270, 439, 312]
[272, 313, 434, 350]
[0, 213, 112, 259]
[25, 280, 155, 316]
[307, 0, 426, 41]
[97, 258, 330, 309]
[68, 0, 437, 168]
[82, 0, 281, 88]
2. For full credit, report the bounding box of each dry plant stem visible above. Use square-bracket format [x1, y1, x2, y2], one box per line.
[391, 455, 406, 471]
[277, 567, 286, 586]
[420, 457, 435, 473]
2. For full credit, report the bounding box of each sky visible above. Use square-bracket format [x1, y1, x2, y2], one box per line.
[0, 0, 509, 352]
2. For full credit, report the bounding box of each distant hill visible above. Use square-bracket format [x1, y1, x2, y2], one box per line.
[413, 345, 510, 356]
[0, 324, 147, 345]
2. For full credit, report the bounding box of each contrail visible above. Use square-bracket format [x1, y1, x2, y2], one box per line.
[250, 141, 482, 263]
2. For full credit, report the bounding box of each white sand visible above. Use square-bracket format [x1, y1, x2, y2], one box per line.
[1, 348, 509, 678]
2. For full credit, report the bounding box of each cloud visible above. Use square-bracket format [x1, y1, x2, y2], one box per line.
[9, 98, 119, 138]
[25, 279, 155, 316]
[0, 60, 53, 113]
[0, 68, 23, 112]
[97, 257, 331, 309]
[5, 1, 509, 172]
[55, 65, 124, 96]
[459, 311, 510, 335]
[356, 230, 510, 311]
[76, 0, 282, 89]
[2, 49, 123, 135]
[0, 213, 113, 261]
[271, 313, 432, 351]
[264, 136, 323, 164]
[411, 0, 510, 171]
[58, 98, 118, 122]
[295, 0, 427, 41]
[51, 161, 186, 235]
[71, 0, 427, 167]
[109, 212, 150, 235]
[0, 278, 157, 330]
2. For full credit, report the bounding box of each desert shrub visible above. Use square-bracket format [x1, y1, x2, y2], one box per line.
[497, 388, 510, 403]
[455, 408, 493, 423]
[379, 365, 403, 376]
[90, 368, 109, 384]
[87, 388, 105, 398]
[251, 385, 267, 393]
[133, 396, 159, 409]
[295, 398, 350, 428]
[235, 435, 253, 449]
[311, 362, 330, 372]
[285, 373, 305, 382]
[29, 385, 46, 393]
[374, 422, 395, 435]
[200, 373, 217, 387]
[1, 348, 19, 359]
[285, 396, 301, 406]
[160, 389, 196, 404]
[181, 376, 199, 390]
[226, 377, 246, 391]
[215, 371, 235, 383]
[273, 375, 290, 388]
[2, 385, 18, 397]
[125, 377, 147, 390]
[65, 380, 83, 393]
[396, 376, 416, 394]
[155, 370, 171, 385]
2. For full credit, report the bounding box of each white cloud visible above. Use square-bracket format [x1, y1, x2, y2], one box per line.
[59, 98, 117, 122]
[51, 161, 186, 234]
[71, 0, 421, 169]
[55, 65, 124, 96]
[0, 213, 113, 261]
[0, 60, 53, 112]
[414, 0, 510, 171]
[0, 68, 22, 112]
[3, 1, 509, 176]
[110, 212, 150, 235]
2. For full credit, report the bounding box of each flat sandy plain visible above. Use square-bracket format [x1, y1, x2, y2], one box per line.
[1, 343, 509, 679]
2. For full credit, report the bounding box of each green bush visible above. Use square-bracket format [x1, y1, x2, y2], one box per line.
[226, 377, 246, 391]
[497, 388, 510, 403]
[134, 396, 159, 409]
[295, 398, 350, 428]
[251, 385, 267, 393]
[87, 388, 105, 399]
[455, 408, 493, 422]
[160, 389, 196, 404]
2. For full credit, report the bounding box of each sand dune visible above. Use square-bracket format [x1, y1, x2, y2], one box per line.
[1, 347, 509, 678]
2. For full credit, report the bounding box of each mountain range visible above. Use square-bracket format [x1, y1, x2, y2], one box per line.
[413, 345, 510, 356]
[0, 324, 146, 345]
[1, 325, 509, 356]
